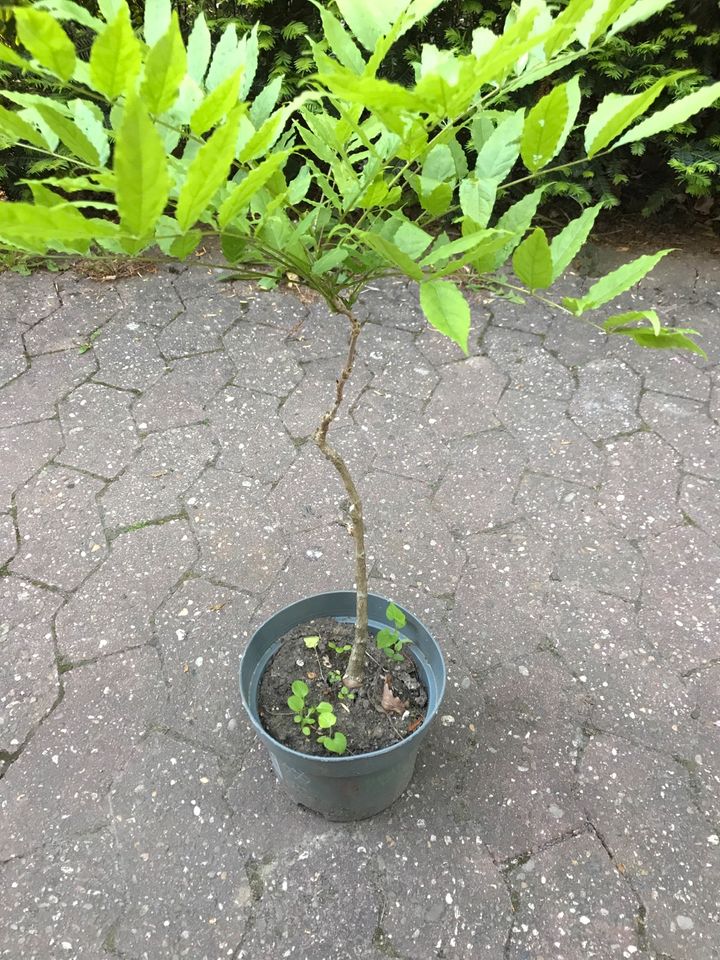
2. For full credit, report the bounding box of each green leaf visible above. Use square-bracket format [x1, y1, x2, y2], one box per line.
[34, 0, 102, 31]
[521, 76, 581, 172]
[176, 109, 241, 231]
[422, 230, 506, 268]
[513, 227, 553, 289]
[291, 680, 309, 698]
[187, 12, 211, 86]
[218, 150, 290, 228]
[143, 0, 170, 46]
[312, 248, 348, 275]
[386, 602, 405, 628]
[423, 144, 455, 183]
[603, 309, 660, 334]
[89, 6, 142, 99]
[490, 187, 548, 268]
[250, 75, 282, 129]
[190, 67, 243, 136]
[287, 694, 305, 712]
[419, 279, 471, 353]
[393, 221, 433, 259]
[0, 202, 116, 251]
[69, 100, 109, 165]
[376, 628, 396, 650]
[334, 0, 406, 51]
[317, 4, 365, 73]
[360, 232, 423, 282]
[316, 701, 334, 713]
[574, 250, 672, 311]
[317, 711, 337, 729]
[0, 104, 47, 148]
[584, 73, 686, 157]
[303, 636, 320, 648]
[115, 96, 170, 243]
[613, 81, 720, 150]
[608, 0, 675, 36]
[475, 110, 525, 181]
[169, 230, 202, 260]
[205, 23, 237, 91]
[611, 326, 706, 358]
[459, 177, 497, 228]
[15, 8, 76, 81]
[0, 45, 29, 70]
[550, 203, 602, 279]
[34, 104, 99, 166]
[319, 731, 347, 755]
[141, 11, 186, 116]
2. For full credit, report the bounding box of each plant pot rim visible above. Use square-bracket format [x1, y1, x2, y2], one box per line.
[239, 589, 446, 765]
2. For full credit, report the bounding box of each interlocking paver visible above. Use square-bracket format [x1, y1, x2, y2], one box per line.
[57, 382, 138, 478]
[581, 737, 720, 960]
[55, 520, 196, 661]
[0, 577, 60, 754]
[0, 646, 165, 860]
[101, 423, 215, 528]
[1, 248, 719, 959]
[11, 465, 106, 589]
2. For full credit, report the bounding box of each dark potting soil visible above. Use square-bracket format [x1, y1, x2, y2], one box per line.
[258, 617, 428, 756]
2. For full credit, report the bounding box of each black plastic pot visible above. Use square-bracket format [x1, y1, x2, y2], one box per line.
[239, 591, 446, 821]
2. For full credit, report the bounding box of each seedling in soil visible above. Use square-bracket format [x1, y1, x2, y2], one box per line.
[303, 636, 320, 649]
[288, 679, 343, 746]
[338, 685, 356, 701]
[376, 603, 412, 663]
[328, 641, 352, 655]
[328, 669, 342, 685]
[318, 732, 348, 755]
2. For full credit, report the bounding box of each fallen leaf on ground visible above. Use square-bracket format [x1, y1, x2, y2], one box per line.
[381, 678, 407, 716]
[407, 716, 423, 733]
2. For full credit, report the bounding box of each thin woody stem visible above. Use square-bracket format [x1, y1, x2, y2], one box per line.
[313, 303, 369, 689]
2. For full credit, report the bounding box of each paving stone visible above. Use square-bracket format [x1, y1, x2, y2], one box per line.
[446, 524, 552, 671]
[425, 356, 506, 437]
[581, 737, 720, 960]
[53, 276, 122, 326]
[416, 324, 481, 366]
[673, 303, 720, 366]
[434, 430, 527, 535]
[281, 356, 373, 438]
[0, 419, 63, 512]
[0, 646, 165, 860]
[489, 291, 553, 335]
[11, 466, 106, 590]
[374, 829, 511, 959]
[224, 283, 306, 326]
[543, 313, 608, 367]
[361, 323, 439, 400]
[356, 278, 426, 331]
[133, 352, 234, 431]
[362, 472, 465, 596]
[55, 520, 196, 661]
[155, 579, 255, 753]
[688, 665, 720, 826]
[598, 432, 684, 538]
[498, 390, 604, 484]
[517, 473, 644, 601]
[0, 351, 94, 428]
[23, 304, 112, 356]
[0, 577, 60, 754]
[0, 316, 27, 386]
[186, 468, 288, 591]
[110, 736, 250, 960]
[300, 300, 360, 359]
[157, 296, 243, 357]
[0, 830, 123, 960]
[0, 269, 59, 325]
[639, 526, 720, 672]
[507, 833, 640, 959]
[93, 315, 165, 390]
[208, 385, 296, 481]
[569, 359, 641, 440]
[0, 513, 16, 567]
[455, 656, 587, 860]
[352, 387, 449, 485]
[640, 391, 720, 480]
[711, 373, 719, 422]
[619, 341, 711, 400]
[484, 326, 575, 400]
[170, 267, 239, 306]
[101, 424, 215, 529]
[114, 272, 184, 327]
[57, 382, 138, 479]
[223, 318, 305, 397]
[680, 475, 720, 541]
[543, 585, 697, 754]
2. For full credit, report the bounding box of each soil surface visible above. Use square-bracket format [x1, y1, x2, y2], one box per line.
[258, 617, 428, 756]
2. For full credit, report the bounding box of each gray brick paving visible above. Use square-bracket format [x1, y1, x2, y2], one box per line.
[1, 252, 720, 959]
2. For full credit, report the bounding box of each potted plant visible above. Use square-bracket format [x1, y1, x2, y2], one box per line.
[1, 0, 716, 819]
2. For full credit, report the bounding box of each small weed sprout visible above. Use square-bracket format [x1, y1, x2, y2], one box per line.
[376, 602, 412, 663]
[328, 641, 352, 655]
[288, 679, 346, 753]
[318, 732, 348, 755]
[287, 680, 315, 735]
[303, 636, 320, 649]
[328, 669, 342, 684]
